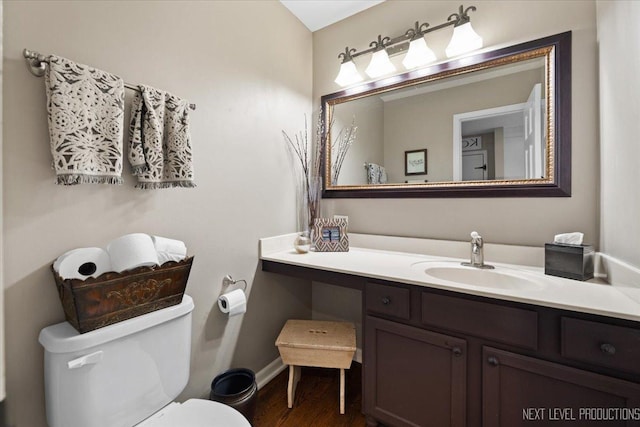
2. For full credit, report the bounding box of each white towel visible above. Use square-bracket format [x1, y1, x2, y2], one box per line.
[45, 55, 125, 185]
[128, 85, 196, 189]
[151, 235, 187, 264]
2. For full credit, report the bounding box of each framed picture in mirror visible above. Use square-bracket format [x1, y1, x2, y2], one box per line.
[312, 218, 349, 252]
[405, 149, 427, 175]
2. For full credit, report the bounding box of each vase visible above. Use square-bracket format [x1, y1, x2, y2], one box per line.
[294, 230, 312, 254]
[294, 174, 321, 254]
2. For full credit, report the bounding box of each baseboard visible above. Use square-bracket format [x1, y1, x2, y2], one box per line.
[255, 348, 363, 390]
[255, 357, 287, 390]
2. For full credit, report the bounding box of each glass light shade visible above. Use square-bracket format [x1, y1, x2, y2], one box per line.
[365, 49, 396, 78]
[334, 60, 363, 87]
[445, 22, 483, 58]
[402, 37, 437, 69]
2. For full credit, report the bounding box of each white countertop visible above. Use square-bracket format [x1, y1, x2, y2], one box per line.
[260, 233, 640, 323]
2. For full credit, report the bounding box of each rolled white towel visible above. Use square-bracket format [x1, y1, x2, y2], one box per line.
[152, 235, 187, 264]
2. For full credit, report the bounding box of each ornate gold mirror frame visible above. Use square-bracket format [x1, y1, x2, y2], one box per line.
[321, 32, 571, 198]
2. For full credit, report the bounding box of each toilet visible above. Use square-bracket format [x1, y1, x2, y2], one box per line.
[38, 294, 251, 427]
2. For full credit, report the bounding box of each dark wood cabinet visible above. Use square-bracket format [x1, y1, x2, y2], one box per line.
[261, 260, 640, 427]
[364, 316, 467, 427]
[483, 347, 640, 426]
[363, 280, 640, 427]
[561, 317, 640, 375]
[421, 292, 538, 350]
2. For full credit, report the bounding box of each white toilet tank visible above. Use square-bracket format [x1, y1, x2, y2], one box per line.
[39, 294, 195, 427]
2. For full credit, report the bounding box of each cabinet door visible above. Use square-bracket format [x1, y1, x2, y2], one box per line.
[364, 316, 467, 427]
[483, 347, 640, 426]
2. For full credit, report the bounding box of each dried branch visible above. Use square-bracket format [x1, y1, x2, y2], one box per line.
[331, 117, 358, 185]
[282, 111, 326, 232]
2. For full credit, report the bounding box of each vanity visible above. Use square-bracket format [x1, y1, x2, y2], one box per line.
[262, 27, 638, 426]
[260, 234, 640, 427]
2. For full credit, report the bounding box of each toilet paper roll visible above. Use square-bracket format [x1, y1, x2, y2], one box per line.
[217, 289, 247, 317]
[106, 233, 159, 273]
[152, 235, 187, 265]
[55, 248, 113, 280]
[53, 248, 84, 272]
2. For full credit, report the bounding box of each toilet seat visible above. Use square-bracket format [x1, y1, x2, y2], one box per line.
[136, 399, 251, 427]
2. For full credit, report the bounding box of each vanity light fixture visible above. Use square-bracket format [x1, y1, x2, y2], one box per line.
[365, 35, 396, 78]
[335, 47, 363, 86]
[445, 5, 483, 58]
[333, 4, 482, 87]
[402, 22, 437, 69]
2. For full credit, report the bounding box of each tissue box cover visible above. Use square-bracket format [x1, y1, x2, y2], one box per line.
[544, 244, 593, 281]
[52, 256, 193, 333]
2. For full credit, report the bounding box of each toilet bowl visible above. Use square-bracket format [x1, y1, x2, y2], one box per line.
[39, 295, 250, 427]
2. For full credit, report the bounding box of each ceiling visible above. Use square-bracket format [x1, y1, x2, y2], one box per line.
[279, 0, 385, 32]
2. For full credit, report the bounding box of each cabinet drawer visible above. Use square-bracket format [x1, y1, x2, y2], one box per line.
[561, 317, 640, 375]
[421, 292, 538, 350]
[365, 282, 410, 320]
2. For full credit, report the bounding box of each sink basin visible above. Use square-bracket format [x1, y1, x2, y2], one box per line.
[411, 261, 544, 291]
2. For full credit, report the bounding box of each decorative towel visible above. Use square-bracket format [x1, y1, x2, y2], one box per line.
[45, 55, 125, 185]
[128, 85, 195, 189]
[365, 162, 387, 184]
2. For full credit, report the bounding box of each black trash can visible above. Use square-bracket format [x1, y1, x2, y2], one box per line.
[209, 368, 258, 424]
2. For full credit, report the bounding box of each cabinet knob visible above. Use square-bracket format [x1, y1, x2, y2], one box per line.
[487, 356, 499, 366]
[381, 297, 391, 305]
[452, 347, 463, 357]
[600, 343, 616, 355]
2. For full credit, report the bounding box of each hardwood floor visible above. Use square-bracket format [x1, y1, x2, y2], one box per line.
[252, 363, 367, 427]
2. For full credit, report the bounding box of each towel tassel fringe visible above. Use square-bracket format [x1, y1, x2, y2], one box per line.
[56, 175, 123, 186]
[135, 181, 197, 190]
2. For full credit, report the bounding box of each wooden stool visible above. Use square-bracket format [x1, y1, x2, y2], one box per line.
[275, 319, 356, 414]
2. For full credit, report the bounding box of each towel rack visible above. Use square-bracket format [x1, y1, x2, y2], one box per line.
[23, 49, 197, 111]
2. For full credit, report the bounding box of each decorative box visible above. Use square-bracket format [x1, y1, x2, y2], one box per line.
[544, 244, 593, 281]
[52, 256, 194, 333]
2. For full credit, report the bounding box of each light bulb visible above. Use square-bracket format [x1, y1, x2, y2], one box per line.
[445, 22, 483, 58]
[334, 60, 363, 87]
[365, 49, 396, 78]
[402, 37, 437, 69]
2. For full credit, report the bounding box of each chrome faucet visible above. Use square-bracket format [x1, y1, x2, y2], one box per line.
[462, 231, 494, 269]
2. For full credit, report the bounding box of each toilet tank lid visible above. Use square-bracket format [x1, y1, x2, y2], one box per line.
[39, 294, 194, 353]
[136, 399, 251, 427]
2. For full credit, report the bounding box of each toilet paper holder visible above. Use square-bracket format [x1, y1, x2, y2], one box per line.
[221, 275, 247, 294]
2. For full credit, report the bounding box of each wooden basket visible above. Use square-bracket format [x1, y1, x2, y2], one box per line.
[52, 256, 194, 333]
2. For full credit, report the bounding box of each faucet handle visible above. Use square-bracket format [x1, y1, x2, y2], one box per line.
[470, 231, 482, 244]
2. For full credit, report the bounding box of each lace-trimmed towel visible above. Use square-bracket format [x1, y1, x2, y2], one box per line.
[45, 55, 125, 185]
[128, 85, 195, 189]
[365, 162, 388, 184]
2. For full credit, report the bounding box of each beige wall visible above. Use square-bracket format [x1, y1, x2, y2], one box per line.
[383, 68, 542, 182]
[3, 1, 312, 426]
[332, 96, 384, 185]
[314, 0, 599, 246]
[597, 1, 640, 268]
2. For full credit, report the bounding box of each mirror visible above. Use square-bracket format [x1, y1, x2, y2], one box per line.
[321, 32, 571, 198]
